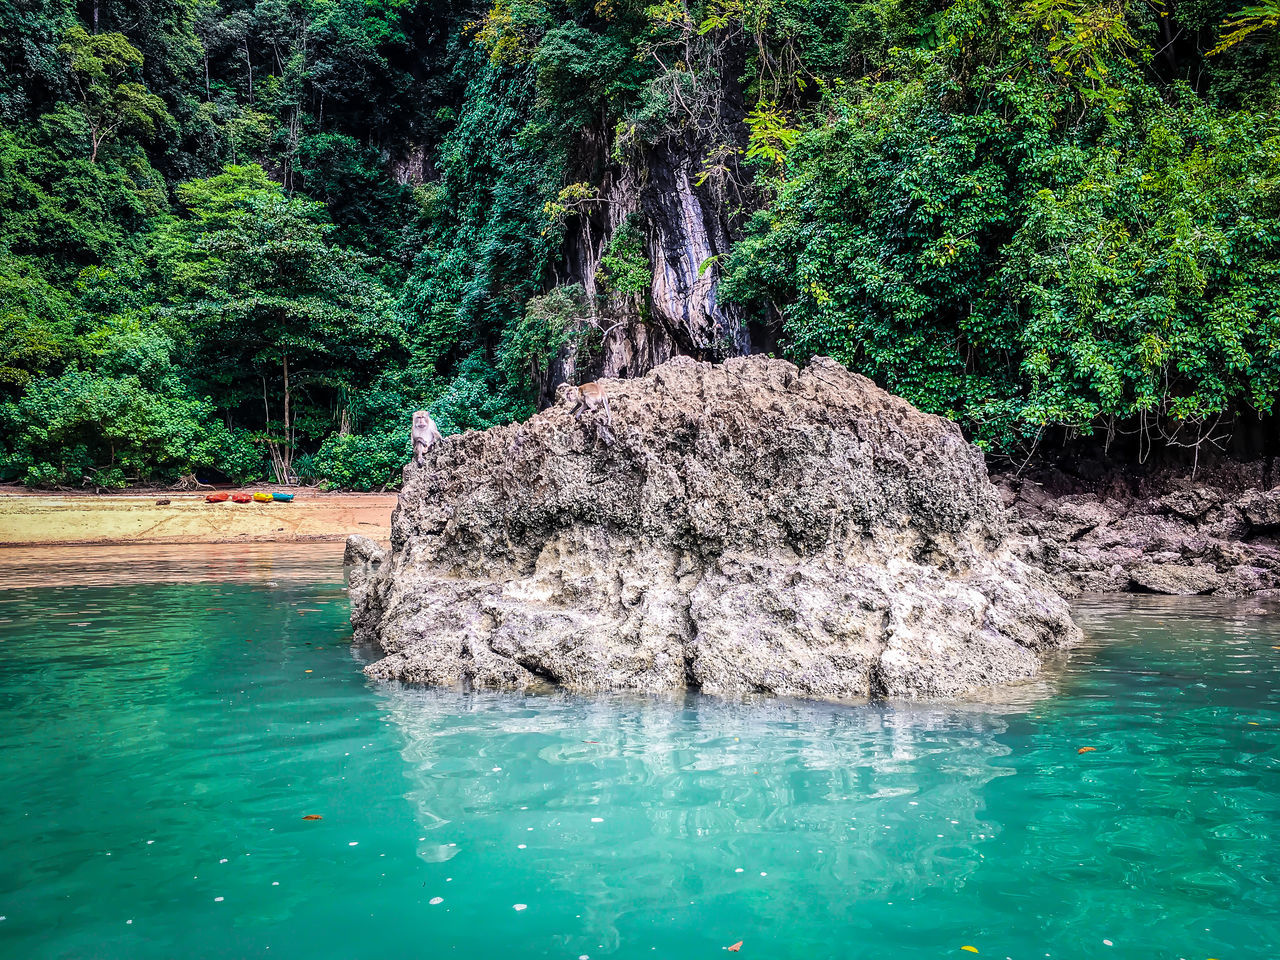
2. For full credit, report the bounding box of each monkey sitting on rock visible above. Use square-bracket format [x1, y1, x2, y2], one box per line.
[410, 410, 443, 466]
[567, 382, 615, 447]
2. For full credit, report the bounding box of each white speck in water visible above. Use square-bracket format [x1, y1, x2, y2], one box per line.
[272, 882, 279, 886]
[760, 872, 767, 877]
[591, 817, 604, 823]
[492, 767, 502, 772]
[146, 840, 154, 845]
[220, 859, 228, 863]
[430, 897, 444, 905]
[126, 920, 133, 925]
[214, 897, 224, 902]
[527, 827, 533, 831]
[579, 955, 590, 959]
[513, 904, 527, 911]
[349, 842, 358, 846]
[517, 844, 527, 849]
[446, 878, 452, 882]
[1102, 940, 1113, 947]
[734, 868, 743, 873]
[418, 837, 425, 841]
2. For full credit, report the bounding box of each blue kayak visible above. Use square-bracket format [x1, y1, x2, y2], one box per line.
[272, 492, 295, 502]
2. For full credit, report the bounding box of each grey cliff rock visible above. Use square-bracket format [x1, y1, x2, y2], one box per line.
[348, 356, 1080, 702]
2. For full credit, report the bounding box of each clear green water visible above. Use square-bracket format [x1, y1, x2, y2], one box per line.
[1, 546, 1277, 960]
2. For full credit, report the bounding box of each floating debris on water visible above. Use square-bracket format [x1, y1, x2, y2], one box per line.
[302, 815, 322, 820]
[1077, 747, 1097, 754]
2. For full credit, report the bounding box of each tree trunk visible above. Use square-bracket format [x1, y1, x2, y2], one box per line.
[281, 354, 293, 483]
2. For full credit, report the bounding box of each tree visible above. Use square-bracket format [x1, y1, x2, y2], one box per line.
[58, 26, 172, 162]
[153, 164, 403, 482]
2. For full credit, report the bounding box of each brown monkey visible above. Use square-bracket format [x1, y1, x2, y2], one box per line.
[410, 410, 443, 466]
[568, 382, 612, 427]
[568, 382, 614, 446]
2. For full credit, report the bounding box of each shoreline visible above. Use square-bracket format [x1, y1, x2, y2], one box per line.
[0, 490, 396, 546]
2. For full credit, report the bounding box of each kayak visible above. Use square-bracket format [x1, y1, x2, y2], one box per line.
[206, 492, 229, 503]
[272, 492, 295, 502]
[252, 492, 273, 503]
[231, 494, 252, 503]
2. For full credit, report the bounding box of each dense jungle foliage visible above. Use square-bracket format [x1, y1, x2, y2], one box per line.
[0, 0, 1276, 488]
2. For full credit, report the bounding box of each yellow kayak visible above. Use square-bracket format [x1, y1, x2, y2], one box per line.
[252, 492, 273, 503]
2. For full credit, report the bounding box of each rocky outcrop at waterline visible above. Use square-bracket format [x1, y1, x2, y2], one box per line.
[346, 356, 1081, 702]
[999, 477, 1280, 596]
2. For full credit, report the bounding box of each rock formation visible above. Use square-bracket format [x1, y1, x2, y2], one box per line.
[347, 356, 1080, 702]
[998, 476, 1280, 596]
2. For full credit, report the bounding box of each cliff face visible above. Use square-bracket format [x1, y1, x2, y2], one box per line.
[548, 131, 751, 404]
[347, 356, 1079, 702]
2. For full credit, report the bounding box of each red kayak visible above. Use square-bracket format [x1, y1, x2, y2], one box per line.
[231, 493, 252, 503]
[205, 492, 230, 503]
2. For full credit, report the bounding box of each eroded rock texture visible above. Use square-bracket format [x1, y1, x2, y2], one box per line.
[1000, 480, 1280, 596]
[348, 356, 1079, 701]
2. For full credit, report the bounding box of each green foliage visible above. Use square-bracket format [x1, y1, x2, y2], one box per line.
[0, 255, 76, 394]
[0, 370, 238, 487]
[305, 430, 409, 491]
[497, 284, 591, 389]
[1, 0, 1278, 487]
[1211, 0, 1280, 54]
[58, 27, 173, 161]
[600, 217, 651, 298]
[743, 102, 801, 168]
[723, 0, 1280, 451]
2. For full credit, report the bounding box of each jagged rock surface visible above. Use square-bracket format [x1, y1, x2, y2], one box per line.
[348, 356, 1080, 701]
[1000, 480, 1280, 596]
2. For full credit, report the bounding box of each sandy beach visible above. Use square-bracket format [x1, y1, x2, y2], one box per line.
[0, 488, 396, 546]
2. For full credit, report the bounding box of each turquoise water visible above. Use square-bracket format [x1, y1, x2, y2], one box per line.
[0, 546, 1277, 960]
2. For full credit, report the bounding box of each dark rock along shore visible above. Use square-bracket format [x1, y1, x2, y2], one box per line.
[999, 475, 1280, 597]
[347, 355, 1080, 702]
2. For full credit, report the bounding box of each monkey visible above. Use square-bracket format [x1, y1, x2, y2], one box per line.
[410, 410, 443, 466]
[567, 382, 615, 447]
[568, 382, 612, 427]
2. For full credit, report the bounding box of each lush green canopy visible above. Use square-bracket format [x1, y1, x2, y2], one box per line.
[0, 0, 1276, 487]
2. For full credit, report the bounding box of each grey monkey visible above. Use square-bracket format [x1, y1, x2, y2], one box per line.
[410, 410, 442, 466]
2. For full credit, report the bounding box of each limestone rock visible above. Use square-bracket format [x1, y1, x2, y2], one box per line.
[348, 356, 1080, 702]
[343, 534, 387, 567]
[1158, 487, 1223, 521]
[1240, 488, 1280, 530]
[1129, 563, 1225, 596]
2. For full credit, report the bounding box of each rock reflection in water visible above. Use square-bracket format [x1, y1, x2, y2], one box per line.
[375, 682, 1045, 946]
